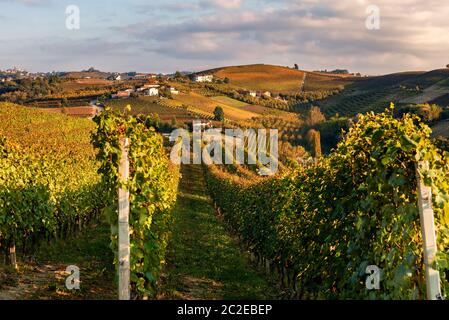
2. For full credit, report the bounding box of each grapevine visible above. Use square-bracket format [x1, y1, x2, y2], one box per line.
[91, 106, 179, 298]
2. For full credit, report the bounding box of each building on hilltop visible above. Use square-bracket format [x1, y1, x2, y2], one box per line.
[239, 89, 257, 97]
[192, 74, 214, 82]
[144, 87, 159, 96]
[108, 73, 122, 81]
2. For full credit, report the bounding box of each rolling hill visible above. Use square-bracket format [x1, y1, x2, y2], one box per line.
[168, 92, 260, 121]
[307, 69, 449, 117]
[203, 64, 356, 94]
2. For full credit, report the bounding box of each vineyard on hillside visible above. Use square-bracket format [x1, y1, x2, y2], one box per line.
[205, 107, 449, 299]
[0, 103, 106, 259]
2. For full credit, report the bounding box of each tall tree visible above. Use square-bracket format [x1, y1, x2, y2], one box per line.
[307, 129, 322, 158]
[214, 106, 224, 121]
[171, 116, 178, 127]
[305, 106, 326, 126]
[174, 71, 182, 79]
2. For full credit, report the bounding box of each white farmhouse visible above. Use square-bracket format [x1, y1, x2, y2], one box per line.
[137, 84, 159, 92]
[145, 87, 159, 96]
[193, 74, 213, 82]
[107, 73, 122, 81]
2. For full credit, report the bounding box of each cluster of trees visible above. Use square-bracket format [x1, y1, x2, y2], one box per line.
[0, 76, 126, 104]
[301, 102, 449, 155]
[314, 69, 350, 74]
[290, 90, 339, 103]
[215, 77, 230, 84]
[278, 140, 307, 167]
[299, 106, 351, 155]
[0, 77, 63, 103]
[158, 86, 173, 99]
[301, 103, 449, 155]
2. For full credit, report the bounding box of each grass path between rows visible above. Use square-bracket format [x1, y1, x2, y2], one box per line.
[158, 164, 280, 300]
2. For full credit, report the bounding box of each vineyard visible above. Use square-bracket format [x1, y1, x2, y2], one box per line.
[205, 107, 449, 299]
[107, 97, 197, 125]
[299, 69, 449, 119]
[91, 107, 180, 298]
[1, 99, 449, 300]
[0, 103, 106, 260]
[0, 103, 181, 299]
[208, 64, 353, 94]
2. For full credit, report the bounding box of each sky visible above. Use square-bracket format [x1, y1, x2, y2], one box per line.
[1, 0, 449, 75]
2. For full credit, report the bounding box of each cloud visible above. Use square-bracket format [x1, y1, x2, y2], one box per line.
[3, 0, 449, 74]
[115, 0, 449, 74]
[0, 0, 51, 6]
[134, 0, 243, 15]
[206, 0, 243, 9]
[0, 36, 149, 72]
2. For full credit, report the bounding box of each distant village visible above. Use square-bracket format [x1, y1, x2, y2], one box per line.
[1, 66, 301, 105]
[110, 73, 213, 99]
[109, 72, 287, 103]
[0, 67, 54, 82]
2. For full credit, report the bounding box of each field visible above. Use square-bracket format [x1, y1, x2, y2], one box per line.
[0, 103, 95, 154]
[62, 71, 110, 79]
[308, 69, 449, 117]
[209, 64, 355, 94]
[210, 95, 249, 108]
[303, 72, 355, 91]
[212, 64, 306, 94]
[106, 97, 197, 124]
[169, 92, 260, 121]
[40, 106, 99, 118]
[241, 104, 300, 122]
[60, 78, 114, 91]
[401, 83, 449, 105]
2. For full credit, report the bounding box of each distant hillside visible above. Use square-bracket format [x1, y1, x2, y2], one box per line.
[62, 70, 110, 79]
[308, 69, 449, 117]
[200, 64, 356, 94]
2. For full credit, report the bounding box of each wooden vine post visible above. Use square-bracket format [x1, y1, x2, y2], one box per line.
[9, 242, 17, 270]
[415, 160, 442, 300]
[118, 138, 130, 300]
